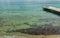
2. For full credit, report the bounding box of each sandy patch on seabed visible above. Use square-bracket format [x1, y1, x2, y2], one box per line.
[0, 35, 60, 38]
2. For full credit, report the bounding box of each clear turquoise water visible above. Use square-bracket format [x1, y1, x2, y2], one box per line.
[1, 1, 60, 17]
[0, 1, 60, 30]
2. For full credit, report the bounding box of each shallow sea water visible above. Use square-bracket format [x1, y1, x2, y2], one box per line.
[0, 0, 60, 37]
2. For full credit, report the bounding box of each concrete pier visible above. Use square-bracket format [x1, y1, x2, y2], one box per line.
[43, 6, 60, 15]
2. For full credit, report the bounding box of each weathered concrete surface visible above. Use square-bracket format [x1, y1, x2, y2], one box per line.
[43, 6, 60, 15]
[43, 6, 60, 12]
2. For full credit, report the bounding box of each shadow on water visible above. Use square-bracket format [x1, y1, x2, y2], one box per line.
[5, 7, 60, 35]
[43, 8, 60, 16]
[6, 24, 60, 35]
